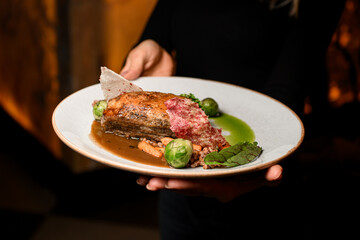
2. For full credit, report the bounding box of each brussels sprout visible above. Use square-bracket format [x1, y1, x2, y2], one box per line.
[200, 98, 219, 117]
[164, 139, 193, 168]
[93, 100, 107, 121]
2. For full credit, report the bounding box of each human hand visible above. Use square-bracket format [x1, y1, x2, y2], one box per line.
[120, 39, 175, 80]
[136, 164, 283, 203]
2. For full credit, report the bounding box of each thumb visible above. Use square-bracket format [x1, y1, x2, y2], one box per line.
[120, 56, 145, 80]
[264, 164, 283, 187]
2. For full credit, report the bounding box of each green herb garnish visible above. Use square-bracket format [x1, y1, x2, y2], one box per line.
[181, 93, 219, 116]
[204, 142, 262, 167]
[180, 93, 202, 108]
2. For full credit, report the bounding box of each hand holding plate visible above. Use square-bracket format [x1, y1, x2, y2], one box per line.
[137, 164, 283, 203]
[120, 39, 175, 80]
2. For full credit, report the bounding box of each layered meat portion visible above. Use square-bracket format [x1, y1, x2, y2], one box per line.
[165, 97, 227, 149]
[101, 91, 178, 140]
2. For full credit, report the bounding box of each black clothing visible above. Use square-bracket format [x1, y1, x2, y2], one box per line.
[140, 0, 344, 115]
[138, 0, 344, 239]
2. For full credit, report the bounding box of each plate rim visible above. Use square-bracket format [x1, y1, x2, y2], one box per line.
[52, 76, 305, 178]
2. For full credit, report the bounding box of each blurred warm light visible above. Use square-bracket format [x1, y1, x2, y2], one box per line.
[0, 0, 157, 172]
[346, 0, 356, 11]
[328, 84, 356, 107]
[0, 0, 61, 157]
[339, 25, 351, 48]
[326, 0, 359, 108]
[329, 85, 342, 102]
[304, 97, 312, 115]
[0, 92, 33, 132]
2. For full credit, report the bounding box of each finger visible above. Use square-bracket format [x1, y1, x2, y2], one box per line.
[120, 54, 145, 80]
[119, 56, 132, 77]
[165, 178, 206, 191]
[136, 175, 151, 186]
[264, 165, 283, 187]
[265, 165, 283, 182]
[146, 177, 168, 191]
[166, 178, 216, 198]
[165, 179, 207, 197]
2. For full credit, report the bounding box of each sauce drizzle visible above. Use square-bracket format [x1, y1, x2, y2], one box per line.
[90, 121, 169, 168]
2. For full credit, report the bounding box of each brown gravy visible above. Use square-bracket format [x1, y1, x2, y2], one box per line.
[90, 121, 169, 168]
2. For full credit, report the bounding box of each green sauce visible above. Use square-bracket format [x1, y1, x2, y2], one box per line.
[210, 113, 255, 145]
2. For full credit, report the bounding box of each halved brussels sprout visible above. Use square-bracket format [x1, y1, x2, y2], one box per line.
[93, 100, 107, 121]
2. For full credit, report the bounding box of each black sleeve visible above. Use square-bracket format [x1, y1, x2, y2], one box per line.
[262, 16, 305, 115]
[138, 0, 174, 52]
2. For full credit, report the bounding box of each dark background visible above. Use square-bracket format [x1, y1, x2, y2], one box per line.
[1, 0, 360, 239]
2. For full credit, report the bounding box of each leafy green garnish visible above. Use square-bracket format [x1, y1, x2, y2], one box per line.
[204, 142, 262, 167]
[180, 93, 202, 108]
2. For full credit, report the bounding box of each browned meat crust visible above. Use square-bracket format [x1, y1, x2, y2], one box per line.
[101, 91, 179, 140]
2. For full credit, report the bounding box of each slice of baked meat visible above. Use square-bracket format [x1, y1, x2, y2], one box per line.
[101, 91, 179, 141]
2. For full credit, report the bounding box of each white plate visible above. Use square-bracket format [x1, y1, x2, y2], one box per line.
[52, 76, 304, 178]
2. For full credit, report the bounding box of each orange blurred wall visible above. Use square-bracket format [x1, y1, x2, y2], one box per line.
[0, 0, 156, 172]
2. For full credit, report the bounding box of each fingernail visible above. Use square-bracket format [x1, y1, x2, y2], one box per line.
[120, 70, 128, 77]
[274, 171, 283, 181]
[146, 184, 155, 191]
[164, 180, 171, 189]
[272, 168, 283, 181]
[136, 178, 147, 186]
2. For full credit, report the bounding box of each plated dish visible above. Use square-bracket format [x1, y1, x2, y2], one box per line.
[52, 76, 304, 178]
